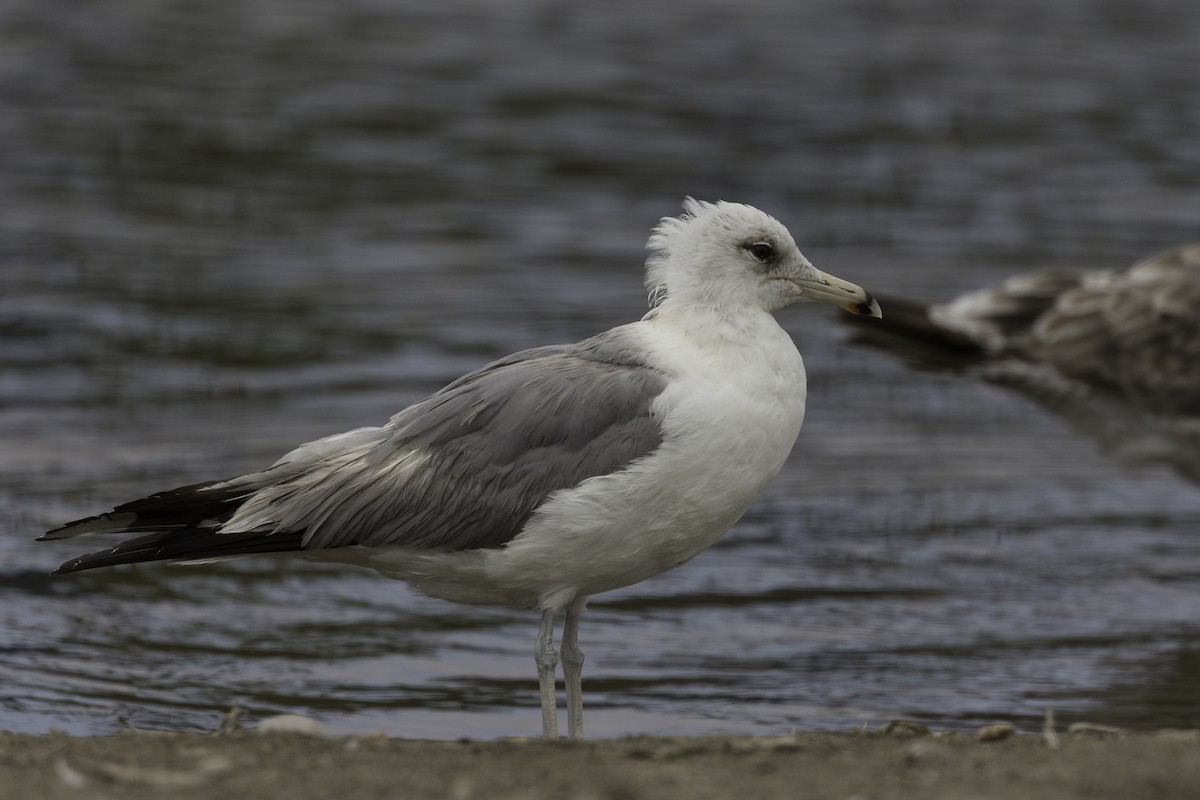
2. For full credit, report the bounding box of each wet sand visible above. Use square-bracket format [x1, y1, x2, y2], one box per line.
[5, 726, 1199, 800]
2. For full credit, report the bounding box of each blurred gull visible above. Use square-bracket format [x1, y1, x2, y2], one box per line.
[844, 242, 1200, 483]
[40, 198, 881, 739]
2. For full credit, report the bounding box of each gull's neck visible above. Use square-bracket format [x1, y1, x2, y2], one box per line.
[643, 297, 802, 372]
[648, 296, 776, 333]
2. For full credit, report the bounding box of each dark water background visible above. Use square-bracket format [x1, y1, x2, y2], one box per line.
[3, 0, 1200, 738]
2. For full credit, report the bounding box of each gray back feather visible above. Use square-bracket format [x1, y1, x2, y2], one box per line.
[224, 328, 668, 552]
[1019, 243, 1200, 415]
[935, 243, 1200, 415]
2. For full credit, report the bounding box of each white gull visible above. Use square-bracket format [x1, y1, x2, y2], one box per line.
[40, 198, 881, 738]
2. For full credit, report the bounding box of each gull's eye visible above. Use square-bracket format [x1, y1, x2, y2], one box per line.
[747, 242, 775, 263]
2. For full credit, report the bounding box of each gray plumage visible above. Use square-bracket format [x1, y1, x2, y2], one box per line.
[844, 242, 1200, 482]
[43, 327, 668, 568]
[260, 331, 667, 552]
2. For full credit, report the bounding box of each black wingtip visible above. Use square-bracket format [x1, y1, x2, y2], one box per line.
[46, 528, 309, 575]
[50, 546, 138, 575]
[37, 511, 135, 541]
[841, 293, 986, 371]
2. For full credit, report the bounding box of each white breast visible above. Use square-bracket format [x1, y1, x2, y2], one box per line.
[486, 307, 808, 609]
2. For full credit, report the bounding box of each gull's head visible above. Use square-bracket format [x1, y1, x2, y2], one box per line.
[645, 198, 881, 317]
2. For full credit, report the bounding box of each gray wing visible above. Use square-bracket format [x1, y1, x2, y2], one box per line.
[1016, 243, 1200, 415]
[926, 243, 1200, 415]
[224, 330, 669, 551]
[842, 242, 1200, 483]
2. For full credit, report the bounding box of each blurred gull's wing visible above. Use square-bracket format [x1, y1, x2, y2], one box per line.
[843, 243, 1200, 482]
[1016, 243, 1200, 415]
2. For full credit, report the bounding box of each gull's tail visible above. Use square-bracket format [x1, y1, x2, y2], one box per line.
[839, 294, 988, 371]
[39, 479, 304, 574]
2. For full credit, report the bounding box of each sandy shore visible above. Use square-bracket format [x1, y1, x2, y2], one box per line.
[4, 724, 1199, 800]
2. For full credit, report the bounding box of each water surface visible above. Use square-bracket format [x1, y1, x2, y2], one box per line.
[3, 0, 1200, 737]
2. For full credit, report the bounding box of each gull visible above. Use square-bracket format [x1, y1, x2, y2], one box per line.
[40, 198, 881, 739]
[844, 242, 1200, 483]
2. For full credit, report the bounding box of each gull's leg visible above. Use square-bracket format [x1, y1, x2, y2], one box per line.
[535, 608, 559, 739]
[561, 596, 587, 739]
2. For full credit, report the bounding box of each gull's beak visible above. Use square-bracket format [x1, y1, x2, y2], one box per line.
[795, 269, 882, 318]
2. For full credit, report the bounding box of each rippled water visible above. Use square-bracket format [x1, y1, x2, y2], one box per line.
[3, 0, 1200, 738]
